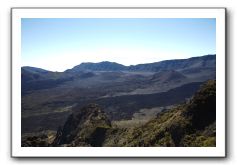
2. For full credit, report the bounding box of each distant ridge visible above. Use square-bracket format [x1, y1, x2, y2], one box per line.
[66, 61, 126, 72]
[21, 66, 50, 74]
[127, 54, 216, 72]
[65, 54, 216, 72]
[22, 54, 216, 73]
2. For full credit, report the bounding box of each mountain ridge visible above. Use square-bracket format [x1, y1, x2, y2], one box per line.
[67, 54, 216, 72]
[21, 54, 215, 73]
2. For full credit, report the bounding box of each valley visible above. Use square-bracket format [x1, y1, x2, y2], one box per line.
[21, 54, 216, 147]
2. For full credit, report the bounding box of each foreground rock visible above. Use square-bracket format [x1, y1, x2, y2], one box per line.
[52, 104, 111, 146]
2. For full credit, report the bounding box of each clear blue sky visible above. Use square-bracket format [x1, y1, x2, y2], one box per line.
[22, 18, 216, 72]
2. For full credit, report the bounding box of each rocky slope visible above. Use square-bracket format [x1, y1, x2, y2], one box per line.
[104, 80, 216, 147]
[42, 80, 215, 147]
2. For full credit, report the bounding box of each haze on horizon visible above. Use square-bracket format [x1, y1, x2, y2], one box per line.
[22, 18, 216, 72]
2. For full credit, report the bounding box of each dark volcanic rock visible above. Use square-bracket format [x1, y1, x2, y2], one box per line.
[52, 104, 111, 147]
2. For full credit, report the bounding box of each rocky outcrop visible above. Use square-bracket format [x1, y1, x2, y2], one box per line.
[183, 80, 216, 130]
[52, 104, 111, 146]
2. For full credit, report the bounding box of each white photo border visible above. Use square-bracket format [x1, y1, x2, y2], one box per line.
[11, 8, 226, 157]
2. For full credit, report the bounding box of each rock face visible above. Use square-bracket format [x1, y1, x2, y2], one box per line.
[52, 104, 111, 147]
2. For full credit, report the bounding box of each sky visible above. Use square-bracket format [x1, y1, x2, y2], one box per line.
[21, 18, 216, 72]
